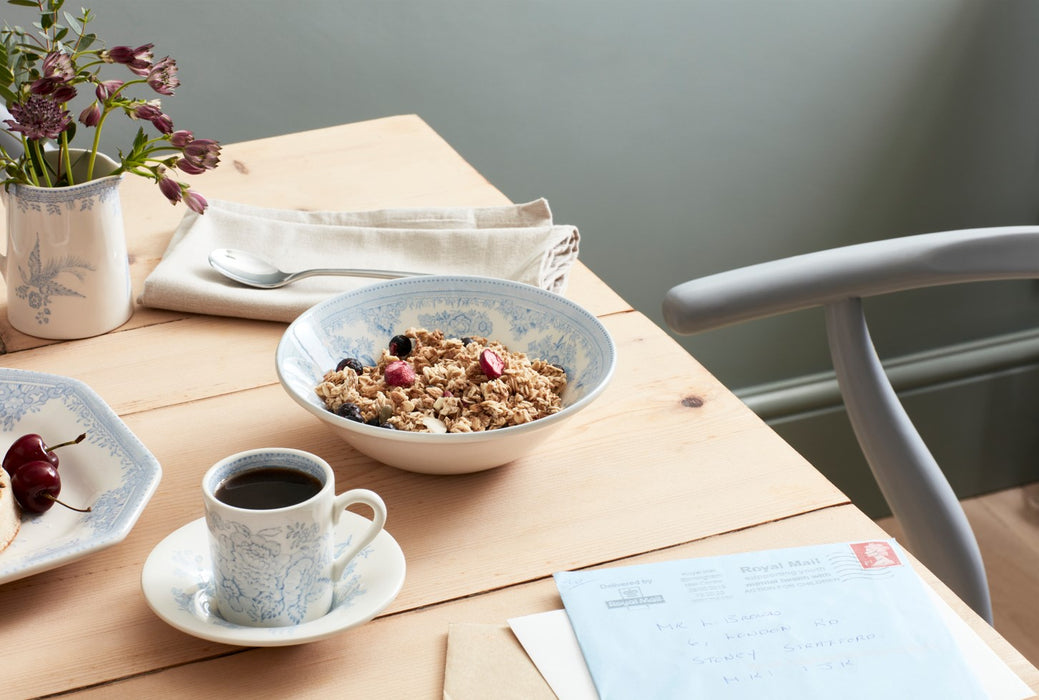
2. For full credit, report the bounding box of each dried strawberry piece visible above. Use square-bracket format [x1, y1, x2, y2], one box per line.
[384, 360, 416, 387]
[479, 349, 505, 379]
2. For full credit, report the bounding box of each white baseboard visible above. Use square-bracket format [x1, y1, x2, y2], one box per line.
[736, 327, 1039, 421]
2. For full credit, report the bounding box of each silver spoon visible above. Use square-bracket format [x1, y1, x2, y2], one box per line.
[208, 248, 426, 289]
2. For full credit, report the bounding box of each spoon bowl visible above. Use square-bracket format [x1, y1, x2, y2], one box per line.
[208, 248, 425, 289]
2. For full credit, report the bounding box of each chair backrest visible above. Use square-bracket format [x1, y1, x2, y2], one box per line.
[663, 225, 1039, 624]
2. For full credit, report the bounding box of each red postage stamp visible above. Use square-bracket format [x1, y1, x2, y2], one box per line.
[850, 541, 901, 569]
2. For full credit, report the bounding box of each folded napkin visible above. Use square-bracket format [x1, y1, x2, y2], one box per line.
[139, 198, 579, 323]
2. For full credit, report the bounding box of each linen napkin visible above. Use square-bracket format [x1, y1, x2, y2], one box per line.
[139, 198, 579, 323]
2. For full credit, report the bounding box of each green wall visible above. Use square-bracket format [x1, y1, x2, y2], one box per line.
[19, 0, 1039, 509]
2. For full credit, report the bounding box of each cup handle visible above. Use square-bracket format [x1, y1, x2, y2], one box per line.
[330, 488, 387, 581]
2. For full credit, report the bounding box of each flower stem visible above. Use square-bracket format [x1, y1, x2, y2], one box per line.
[87, 109, 111, 181]
[60, 132, 74, 185]
[32, 141, 51, 187]
[19, 136, 39, 187]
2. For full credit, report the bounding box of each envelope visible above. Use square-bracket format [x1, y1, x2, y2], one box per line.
[443, 622, 556, 700]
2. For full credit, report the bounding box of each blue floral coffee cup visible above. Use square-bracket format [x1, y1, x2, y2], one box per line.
[202, 448, 387, 627]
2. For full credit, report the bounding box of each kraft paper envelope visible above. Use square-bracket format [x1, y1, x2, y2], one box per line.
[443, 622, 556, 700]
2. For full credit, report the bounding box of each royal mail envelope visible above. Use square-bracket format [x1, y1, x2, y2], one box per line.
[554, 540, 1003, 699]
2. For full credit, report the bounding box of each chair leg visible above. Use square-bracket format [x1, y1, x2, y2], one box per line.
[824, 298, 993, 623]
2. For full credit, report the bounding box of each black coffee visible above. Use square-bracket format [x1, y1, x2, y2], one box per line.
[215, 466, 323, 510]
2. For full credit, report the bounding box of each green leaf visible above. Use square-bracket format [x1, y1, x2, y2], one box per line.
[40, 13, 54, 30]
[7, 0, 43, 7]
[78, 31, 93, 49]
[62, 11, 79, 34]
[0, 84, 16, 103]
[0, 65, 13, 87]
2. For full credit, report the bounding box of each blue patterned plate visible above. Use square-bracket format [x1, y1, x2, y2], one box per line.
[0, 368, 162, 584]
[276, 275, 616, 474]
[140, 512, 406, 646]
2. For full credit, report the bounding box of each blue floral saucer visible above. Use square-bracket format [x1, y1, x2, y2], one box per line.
[141, 512, 406, 646]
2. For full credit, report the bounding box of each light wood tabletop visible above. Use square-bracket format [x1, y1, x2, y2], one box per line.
[1, 115, 1035, 698]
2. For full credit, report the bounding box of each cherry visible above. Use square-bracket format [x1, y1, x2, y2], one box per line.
[3, 432, 86, 477]
[479, 349, 505, 379]
[10, 460, 91, 514]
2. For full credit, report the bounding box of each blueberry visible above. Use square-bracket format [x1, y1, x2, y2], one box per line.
[388, 334, 412, 358]
[461, 337, 474, 346]
[335, 357, 364, 374]
[378, 422, 396, 430]
[335, 402, 364, 422]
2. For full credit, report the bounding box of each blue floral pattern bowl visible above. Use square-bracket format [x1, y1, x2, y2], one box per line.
[276, 275, 616, 474]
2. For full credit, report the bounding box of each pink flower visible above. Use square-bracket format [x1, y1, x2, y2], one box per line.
[183, 189, 207, 214]
[133, 103, 173, 134]
[95, 80, 124, 101]
[181, 138, 221, 171]
[170, 130, 193, 148]
[106, 43, 154, 76]
[42, 52, 75, 81]
[29, 52, 77, 100]
[31, 79, 76, 102]
[49, 84, 77, 103]
[158, 174, 182, 204]
[78, 103, 101, 127]
[146, 56, 179, 96]
[176, 158, 206, 175]
[5, 96, 72, 140]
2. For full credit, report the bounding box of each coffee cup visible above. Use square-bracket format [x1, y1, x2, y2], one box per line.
[202, 448, 386, 627]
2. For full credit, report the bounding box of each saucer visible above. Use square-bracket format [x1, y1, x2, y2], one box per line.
[141, 513, 405, 646]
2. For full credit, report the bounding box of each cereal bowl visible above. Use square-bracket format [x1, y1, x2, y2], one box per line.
[276, 275, 616, 474]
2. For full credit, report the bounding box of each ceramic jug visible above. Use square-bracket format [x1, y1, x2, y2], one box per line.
[0, 150, 133, 339]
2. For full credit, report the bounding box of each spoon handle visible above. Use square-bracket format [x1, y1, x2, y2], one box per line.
[286, 268, 426, 282]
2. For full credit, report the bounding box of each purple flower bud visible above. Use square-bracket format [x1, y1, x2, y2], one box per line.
[107, 43, 154, 73]
[50, 84, 77, 103]
[96, 80, 124, 101]
[30, 77, 55, 96]
[158, 175, 182, 204]
[78, 103, 101, 127]
[170, 130, 193, 148]
[153, 113, 173, 134]
[183, 189, 208, 214]
[176, 158, 206, 175]
[133, 103, 161, 120]
[134, 103, 174, 134]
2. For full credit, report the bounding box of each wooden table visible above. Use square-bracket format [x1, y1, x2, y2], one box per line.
[1, 115, 1035, 698]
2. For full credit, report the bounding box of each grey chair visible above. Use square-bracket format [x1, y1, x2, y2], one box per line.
[663, 224, 1039, 624]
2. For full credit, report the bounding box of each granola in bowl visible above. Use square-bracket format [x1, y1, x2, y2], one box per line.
[315, 328, 567, 433]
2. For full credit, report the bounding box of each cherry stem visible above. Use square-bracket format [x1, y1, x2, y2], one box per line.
[44, 494, 92, 513]
[45, 432, 87, 452]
